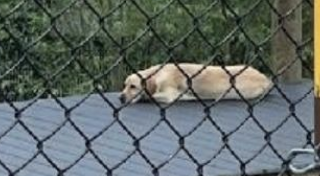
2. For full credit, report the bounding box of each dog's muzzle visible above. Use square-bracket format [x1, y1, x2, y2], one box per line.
[119, 93, 126, 104]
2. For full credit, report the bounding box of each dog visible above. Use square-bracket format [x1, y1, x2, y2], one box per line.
[119, 63, 273, 104]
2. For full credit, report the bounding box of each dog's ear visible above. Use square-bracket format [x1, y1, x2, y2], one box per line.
[145, 77, 157, 95]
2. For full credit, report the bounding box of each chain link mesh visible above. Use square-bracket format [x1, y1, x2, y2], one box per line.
[0, 0, 315, 176]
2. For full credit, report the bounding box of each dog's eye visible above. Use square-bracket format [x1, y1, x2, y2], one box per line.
[130, 85, 136, 89]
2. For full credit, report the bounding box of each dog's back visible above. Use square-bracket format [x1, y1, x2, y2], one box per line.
[162, 63, 272, 100]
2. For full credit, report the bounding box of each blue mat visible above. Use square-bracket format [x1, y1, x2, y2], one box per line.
[0, 80, 314, 176]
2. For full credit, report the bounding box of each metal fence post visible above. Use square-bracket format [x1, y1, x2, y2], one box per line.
[315, 0, 320, 151]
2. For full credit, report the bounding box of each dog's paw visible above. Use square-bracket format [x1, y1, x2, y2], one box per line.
[152, 94, 175, 104]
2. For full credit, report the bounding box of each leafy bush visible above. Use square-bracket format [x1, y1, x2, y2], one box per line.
[0, 0, 313, 102]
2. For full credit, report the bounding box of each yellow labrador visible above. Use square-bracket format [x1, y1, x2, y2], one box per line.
[119, 63, 273, 104]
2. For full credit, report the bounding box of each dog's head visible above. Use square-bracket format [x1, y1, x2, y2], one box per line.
[119, 74, 156, 104]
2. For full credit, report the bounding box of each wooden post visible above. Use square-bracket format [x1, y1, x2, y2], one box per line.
[271, 0, 302, 83]
[315, 0, 320, 148]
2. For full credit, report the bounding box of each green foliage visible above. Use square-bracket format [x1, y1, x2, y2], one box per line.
[0, 0, 313, 102]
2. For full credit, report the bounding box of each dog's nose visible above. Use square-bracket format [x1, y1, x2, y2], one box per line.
[119, 94, 126, 104]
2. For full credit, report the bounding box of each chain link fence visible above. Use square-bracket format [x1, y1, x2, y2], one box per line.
[0, 0, 316, 176]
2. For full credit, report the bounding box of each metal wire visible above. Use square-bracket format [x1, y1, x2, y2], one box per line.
[0, 0, 314, 176]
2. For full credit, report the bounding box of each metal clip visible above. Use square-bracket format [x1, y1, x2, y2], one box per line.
[288, 145, 320, 174]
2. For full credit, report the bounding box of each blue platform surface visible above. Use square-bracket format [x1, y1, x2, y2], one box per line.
[0, 80, 314, 176]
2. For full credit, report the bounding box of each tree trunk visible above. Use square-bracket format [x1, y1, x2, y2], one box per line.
[271, 0, 302, 83]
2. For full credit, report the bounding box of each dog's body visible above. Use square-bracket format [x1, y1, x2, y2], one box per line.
[120, 63, 273, 104]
